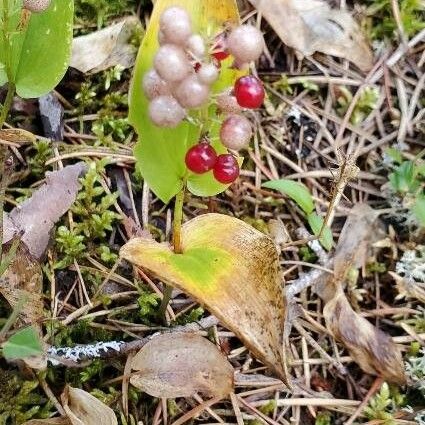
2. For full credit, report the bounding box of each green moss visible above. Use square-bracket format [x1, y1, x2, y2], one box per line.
[0, 371, 53, 424]
[365, 0, 425, 41]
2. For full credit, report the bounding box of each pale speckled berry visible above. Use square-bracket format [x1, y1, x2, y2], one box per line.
[220, 114, 252, 150]
[149, 95, 186, 128]
[174, 75, 210, 109]
[216, 89, 241, 114]
[159, 6, 192, 46]
[142, 69, 170, 100]
[197, 63, 219, 85]
[154, 44, 191, 83]
[227, 25, 264, 63]
[186, 34, 206, 59]
[23, 0, 51, 12]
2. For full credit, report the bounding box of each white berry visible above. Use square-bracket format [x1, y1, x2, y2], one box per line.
[220, 114, 252, 150]
[154, 44, 191, 83]
[227, 25, 264, 63]
[149, 95, 186, 128]
[159, 6, 192, 46]
[174, 75, 210, 109]
[23, 0, 51, 12]
[197, 63, 219, 85]
[186, 34, 206, 59]
[142, 69, 170, 100]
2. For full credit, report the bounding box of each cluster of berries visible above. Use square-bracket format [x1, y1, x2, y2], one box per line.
[143, 6, 266, 185]
[23, 0, 51, 12]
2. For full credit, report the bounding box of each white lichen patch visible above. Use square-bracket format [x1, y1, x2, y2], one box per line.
[47, 341, 125, 365]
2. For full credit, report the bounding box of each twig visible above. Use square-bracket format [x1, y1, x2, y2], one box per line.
[47, 316, 220, 366]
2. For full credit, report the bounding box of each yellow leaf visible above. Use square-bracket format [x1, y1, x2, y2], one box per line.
[121, 213, 289, 385]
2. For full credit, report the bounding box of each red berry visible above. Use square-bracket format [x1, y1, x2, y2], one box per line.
[213, 154, 239, 184]
[212, 34, 229, 61]
[234, 75, 265, 109]
[185, 143, 217, 174]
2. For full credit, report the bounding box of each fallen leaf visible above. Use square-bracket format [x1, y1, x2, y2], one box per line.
[333, 203, 380, 281]
[314, 203, 381, 302]
[2, 326, 43, 359]
[62, 386, 118, 425]
[0, 242, 44, 328]
[248, 0, 373, 71]
[121, 213, 289, 385]
[23, 419, 70, 425]
[71, 17, 141, 74]
[4, 162, 86, 259]
[130, 333, 234, 398]
[323, 286, 406, 385]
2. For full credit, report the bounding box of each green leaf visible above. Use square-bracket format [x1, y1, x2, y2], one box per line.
[129, 0, 244, 203]
[412, 196, 425, 227]
[307, 213, 334, 251]
[0, 0, 74, 98]
[263, 179, 314, 214]
[389, 161, 420, 194]
[2, 326, 43, 359]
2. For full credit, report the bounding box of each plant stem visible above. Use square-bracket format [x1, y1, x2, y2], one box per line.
[159, 186, 186, 322]
[172, 186, 185, 254]
[0, 82, 15, 128]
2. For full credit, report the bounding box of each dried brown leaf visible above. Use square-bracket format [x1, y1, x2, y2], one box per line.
[130, 333, 234, 398]
[315, 203, 381, 302]
[248, 0, 373, 71]
[0, 242, 43, 328]
[323, 287, 406, 385]
[71, 17, 141, 74]
[23, 419, 70, 425]
[61, 386, 118, 425]
[4, 162, 86, 259]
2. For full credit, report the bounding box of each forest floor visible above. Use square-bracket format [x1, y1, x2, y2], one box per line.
[0, 0, 424, 424]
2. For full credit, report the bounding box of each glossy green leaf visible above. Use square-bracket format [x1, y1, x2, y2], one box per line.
[121, 213, 289, 384]
[0, 0, 74, 98]
[263, 179, 315, 214]
[2, 326, 43, 359]
[129, 0, 244, 203]
[307, 212, 334, 251]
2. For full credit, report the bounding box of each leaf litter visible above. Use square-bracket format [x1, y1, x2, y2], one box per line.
[2, 0, 425, 423]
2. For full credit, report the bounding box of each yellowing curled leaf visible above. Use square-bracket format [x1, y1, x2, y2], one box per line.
[248, 0, 373, 71]
[323, 287, 406, 385]
[61, 386, 118, 425]
[121, 213, 289, 385]
[130, 333, 234, 398]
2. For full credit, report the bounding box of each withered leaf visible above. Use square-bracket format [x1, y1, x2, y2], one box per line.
[248, 0, 373, 71]
[323, 287, 406, 385]
[61, 386, 118, 425]
[4, 162, 86, 260]
[314, 203, 381, 302]
[333, 203, 380, 281]
[23, 419, 70, 425]
[120, 213, 289, 385]
[0, 242, 43, 329]
[130, 333, 234, 398]
[71, 17, 141, 74]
